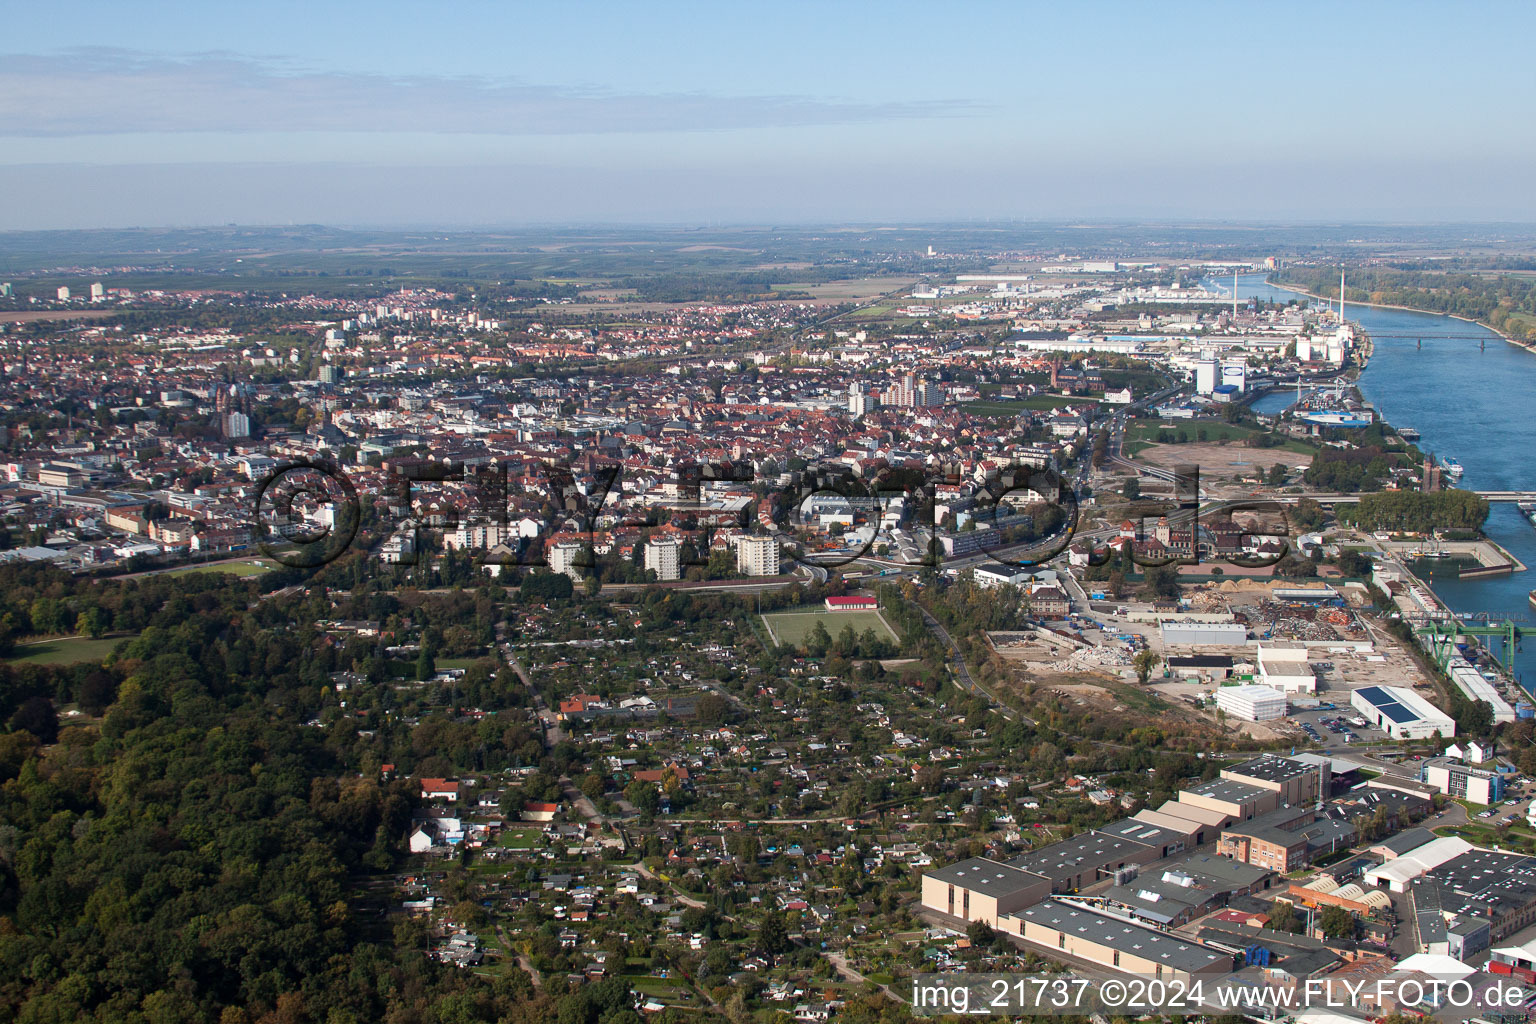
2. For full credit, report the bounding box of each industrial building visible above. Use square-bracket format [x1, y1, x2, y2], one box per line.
[918, 758, 1339, 921]
[1215, 684, 1287, 722]
[1216, 806, 1356, 874]
[971, 565, 1033, 588]
[1255, 644, 1317, 695]
[1420, 757, 1504, 805]
[1159, 620, 1248, 647]
[1007, 829, 1162, 893]
[1100, 854, 1273, 928]
[1409, 848, 1536, 941]
[1350, 685, 1456, 740]
[1444, 652, 1517, 723]
[1166, 654, 1234, 678]
[919, 858, 1050, 927]
[1364, 837, 1474, 893]
[1006, 899, 1234, 982]
[1128, 756, 1330, 846]
[1222, 754, 1330, 807]
[1094, 818, 1189, 860]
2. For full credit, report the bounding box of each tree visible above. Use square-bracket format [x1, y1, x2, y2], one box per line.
[1139, 564, 1181, 601]
[8, 695, 58, 743]
[1266, 900, 1300, 934]
[75, 606, 108, 638]
[966, 920, 1000, 950]
[1133, 650, 1161, 686]
[1319, 905, 1356, 940]
[1122, 478, 1141, 501]
[1290, 498, 1326, 532]
[624, 779, 660, 816]
[1460, 698, 1495, 738]
[521, 571, 574, 602]
[1336, 550, 1373, 577]
[695, 692, 730, 726]
[758, 911, 790, 955]
[806, 620, 832, 656]
[1273, 551, 1318, 578]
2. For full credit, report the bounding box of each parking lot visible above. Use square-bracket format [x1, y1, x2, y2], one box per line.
[1285, 702, 1387, 748]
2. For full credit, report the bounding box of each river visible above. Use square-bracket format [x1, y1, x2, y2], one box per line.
[1217, 273, 1536, 686]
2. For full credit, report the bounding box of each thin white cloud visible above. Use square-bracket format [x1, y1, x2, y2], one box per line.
[0, 48, 976, 136]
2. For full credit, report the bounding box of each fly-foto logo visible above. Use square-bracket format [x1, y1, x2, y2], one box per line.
[250, 456, 1294, 574]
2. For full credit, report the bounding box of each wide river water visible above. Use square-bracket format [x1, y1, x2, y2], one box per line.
[1217, 273, 1536, 687]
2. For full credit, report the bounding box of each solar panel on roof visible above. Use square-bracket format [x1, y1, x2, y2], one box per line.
[1378, 702, 1417, 724]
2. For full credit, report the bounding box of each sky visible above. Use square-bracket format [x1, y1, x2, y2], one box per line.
[2, 0, 1535, 229]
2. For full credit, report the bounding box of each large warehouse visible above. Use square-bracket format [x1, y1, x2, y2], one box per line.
[1003, 899, 1234, 982]
[919, 857, 1050, 927]
[1215, 684, 1287, 722]
[1256, 644, 1317, 695]
[1351, 685, 1456, 740]
[1159, 620, 1248, 647]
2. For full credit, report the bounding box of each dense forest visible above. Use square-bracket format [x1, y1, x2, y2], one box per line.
[1274, 266, 1536, 343]
[1338, 489, 1491, 533]
[0, 562, 656, 1024]
[1302, 446, 1398, 493]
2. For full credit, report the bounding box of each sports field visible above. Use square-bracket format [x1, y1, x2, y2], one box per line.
[761, 607, 898, 647]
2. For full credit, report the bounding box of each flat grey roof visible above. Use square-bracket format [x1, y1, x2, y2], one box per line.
[1104, 881, 1206, 924]
[1226, 754, 1317, 784]
[1419, 849, 1536, 925]
[1185, 778, 1270, 805]
[1097, 818, 1185, 850]
[1009, 830, 1156, 876]
[925, 857, 1044, 899]
[1165, 852, 1272, 892]
[1015, 899, 1231, 973]
[1373, 827, 1437, 857]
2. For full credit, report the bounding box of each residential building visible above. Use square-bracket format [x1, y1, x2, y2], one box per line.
[735, 535, 780, 577]
[549, 540, 586, 581]
[644, 538, 681, 581]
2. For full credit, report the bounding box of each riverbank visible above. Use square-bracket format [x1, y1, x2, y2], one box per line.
[1266, 274, 1536, 354]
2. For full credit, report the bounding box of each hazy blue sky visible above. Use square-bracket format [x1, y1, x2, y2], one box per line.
[3, 0, 1534, 228]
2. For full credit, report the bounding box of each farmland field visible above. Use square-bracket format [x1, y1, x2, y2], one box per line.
[761, 607, 897, 647]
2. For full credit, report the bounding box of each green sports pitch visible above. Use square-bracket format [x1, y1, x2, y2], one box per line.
[760, 607, 898, 647]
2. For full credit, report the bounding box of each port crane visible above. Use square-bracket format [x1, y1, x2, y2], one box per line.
[1402, 610, 1527, 673]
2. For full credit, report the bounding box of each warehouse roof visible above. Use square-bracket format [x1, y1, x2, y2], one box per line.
[1009, 830, 1156, 878]
[1184, 778, 1271, 806]
[924, 857, 1045, 899]
[1097, 818, 1186, 852]
[1226, 754, 1318, 785]
[1015, 899, 1232, 973]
